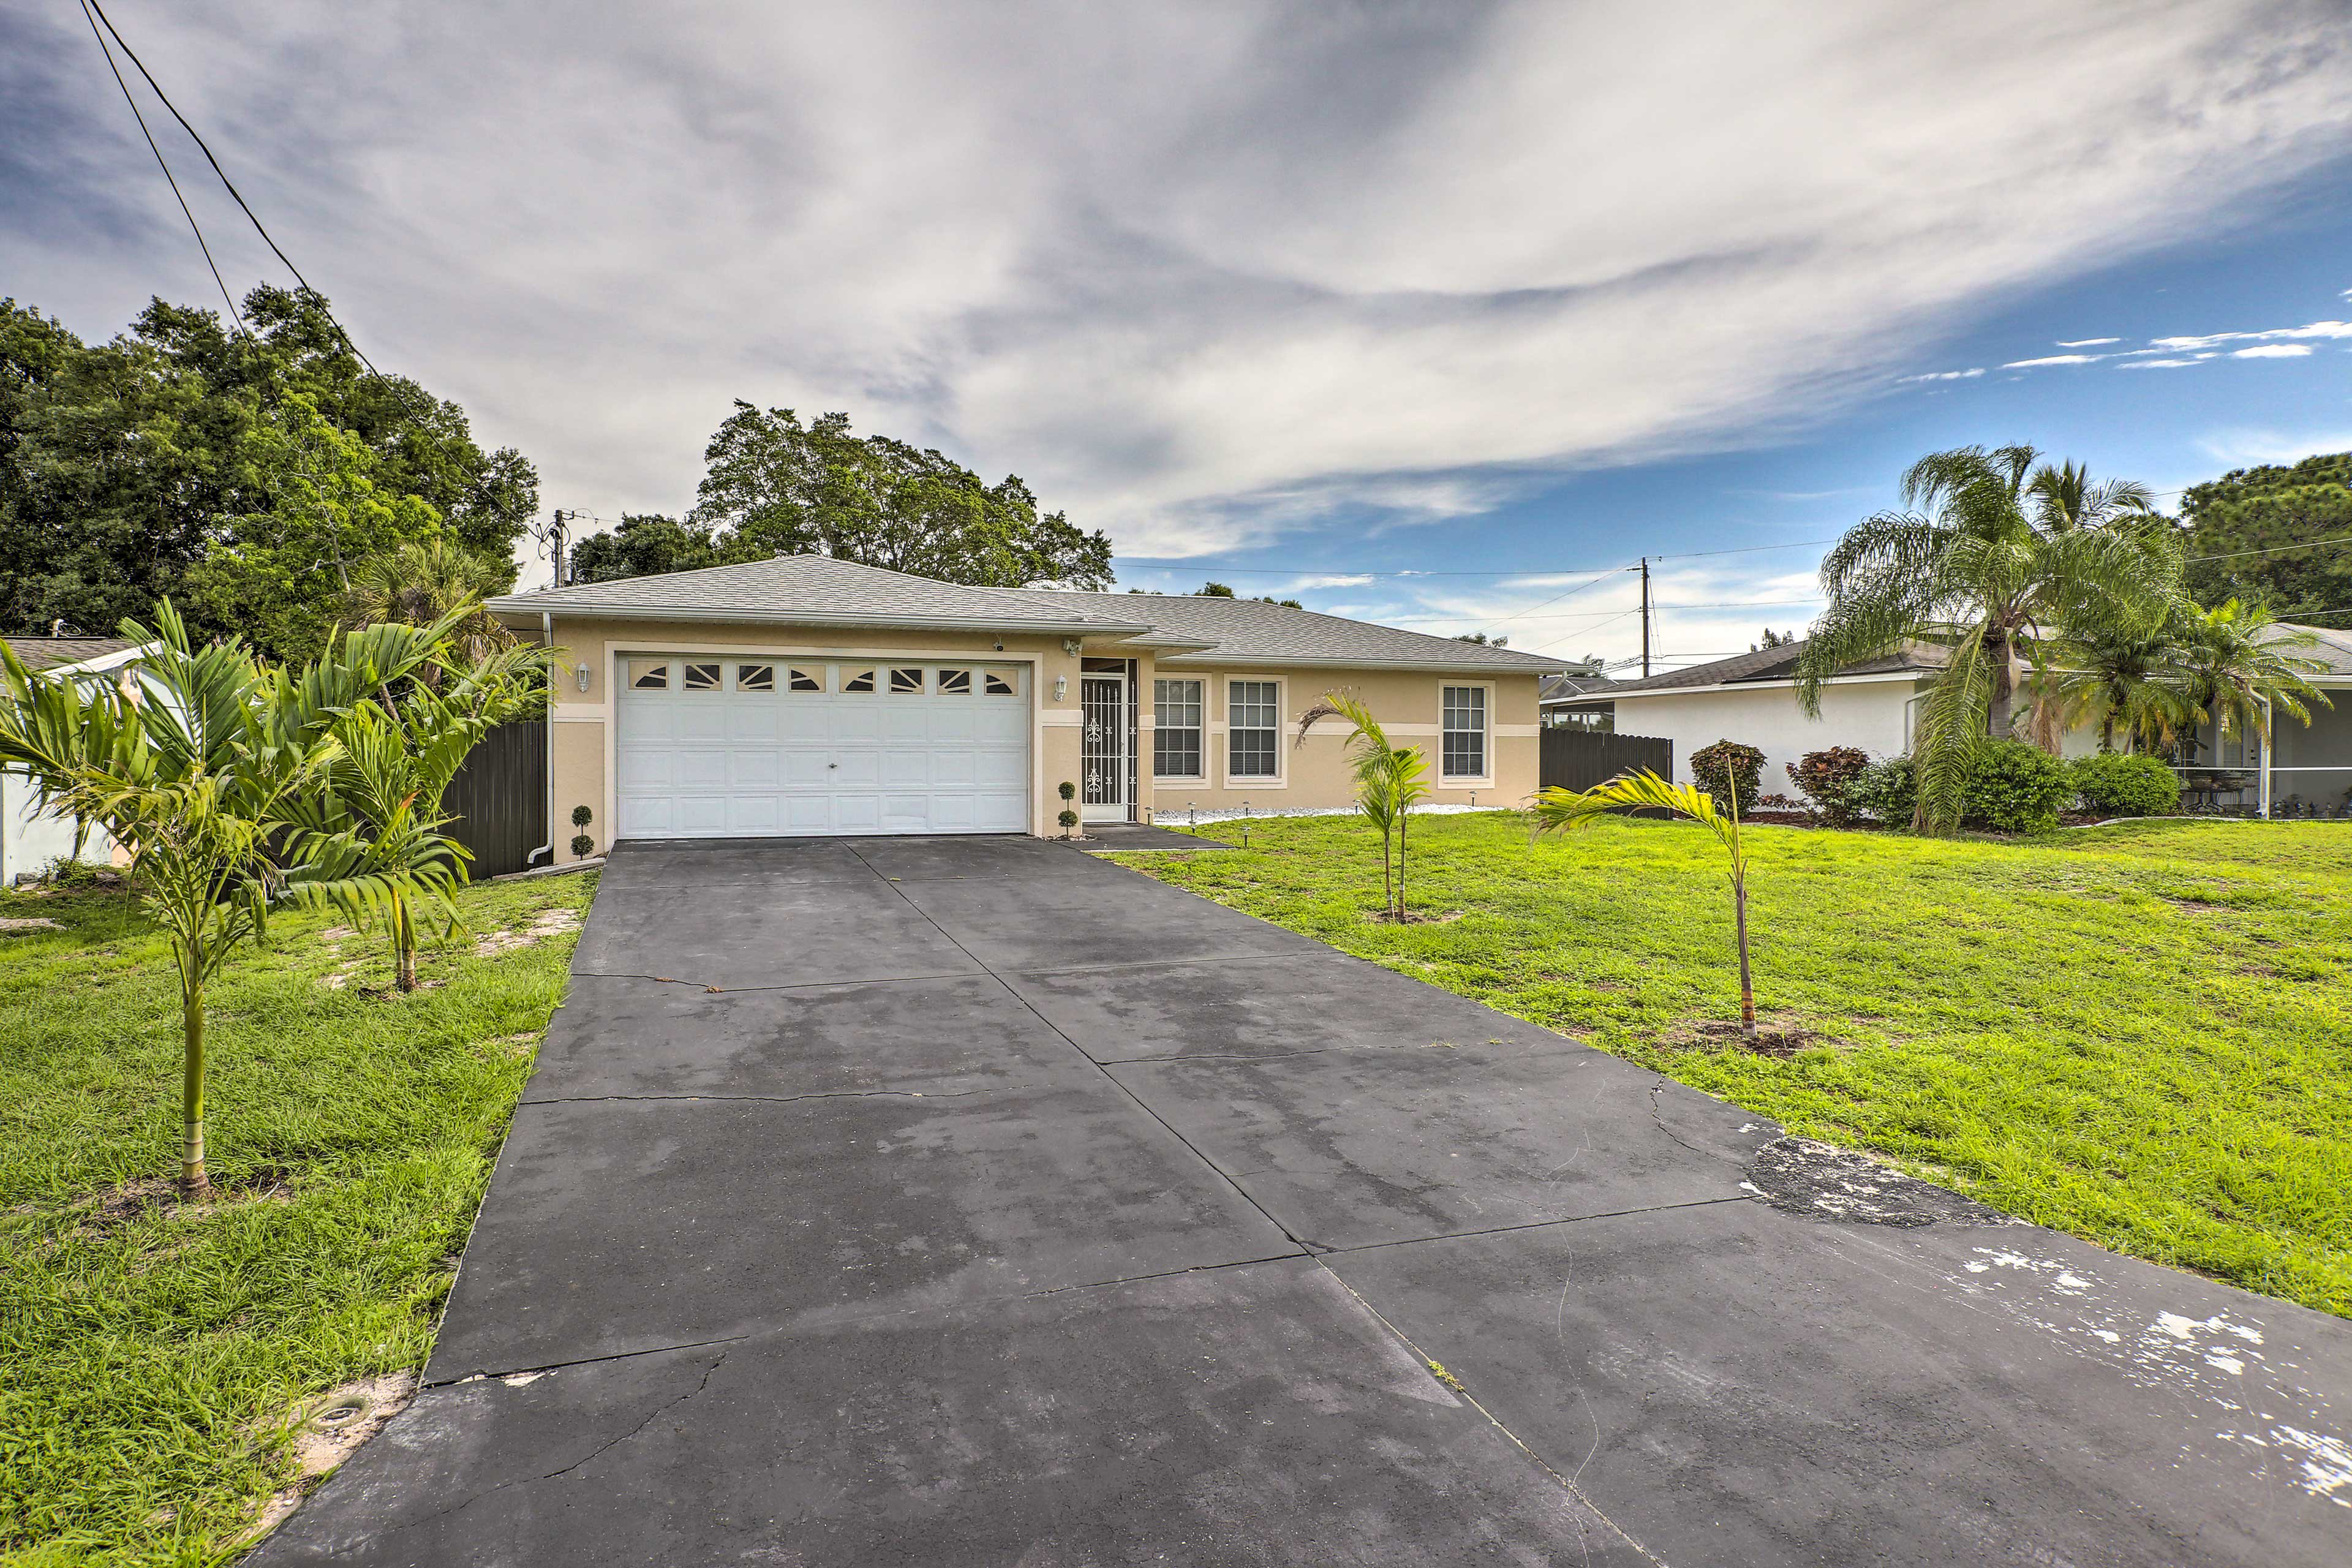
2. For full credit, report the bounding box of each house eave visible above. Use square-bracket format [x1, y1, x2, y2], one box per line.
[488, 600, 1155, 638]
[1153, 652, 1566, 676]
[1605, 670, 1934, 700]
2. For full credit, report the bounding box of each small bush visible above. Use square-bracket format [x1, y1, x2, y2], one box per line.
[570, 832, 595, 858]
[2069, 753, 2181, 819]
[1849, 756, 1917, 827]
[1962, 741, 2074, 834]
[1787, 746, 1872, 826]
[1689, 739, 1765, 816]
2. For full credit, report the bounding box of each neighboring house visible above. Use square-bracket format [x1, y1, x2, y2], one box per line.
[1539, 668, 1627, 731]
[1551, 625, 2352, 814]
[0, 637, 150, 884]
[486, 555, 1562, 854]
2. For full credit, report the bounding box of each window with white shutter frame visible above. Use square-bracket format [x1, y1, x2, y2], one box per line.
[1153, 679, 1203, 778]
[1227, 680, 1280, 779]
[1441, 685, 1487, 778]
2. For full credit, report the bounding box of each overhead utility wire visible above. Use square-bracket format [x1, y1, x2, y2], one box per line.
[77, 0, 248, 342]
[83, 0, 382, 377]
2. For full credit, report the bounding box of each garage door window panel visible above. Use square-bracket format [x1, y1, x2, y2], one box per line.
[985, 672, 1016, 696]
[889, 667, 924, 694]
[938, 668, 973, 695]
[788, 667, 823, 693]
[842, 669, 877, 694]
[682, 663, 722, 692]
[629, 660, 669, 690]
[736, 663, 775, 692]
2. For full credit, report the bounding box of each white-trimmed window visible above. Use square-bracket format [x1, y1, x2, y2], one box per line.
[1154, 678, 1203, 778]
[1441, 685, 1488, 778]
[1227, 680, 1279, 779]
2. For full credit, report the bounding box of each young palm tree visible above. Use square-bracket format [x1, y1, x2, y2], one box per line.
[0, 603, 465, 1197]
[2175, 598, 2331, 752]
[1298, 692, 1431, 919]
[1796, 445, 2179, 832]
[1531, 769, 1758, 1042]
[290, 640, 551, 989]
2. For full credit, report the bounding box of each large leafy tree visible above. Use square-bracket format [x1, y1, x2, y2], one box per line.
[2180, 453, 2352, 630]
[567, 513, 729, 584]
[0, 287, 536, 653]
[680, 402, 1112, 588]
[1796, 446, 2180, 832]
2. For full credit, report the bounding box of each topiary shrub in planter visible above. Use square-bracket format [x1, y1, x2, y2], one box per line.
[1689, 739, 1765, 817]
[2069, 752, 2181, 819]
[1962, 741, 2074, 834]
[1848, 755, 1917, 827]
[1786, 747, 1872, 826]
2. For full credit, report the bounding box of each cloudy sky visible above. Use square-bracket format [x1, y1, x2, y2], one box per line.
[7, 1, 2352, 669]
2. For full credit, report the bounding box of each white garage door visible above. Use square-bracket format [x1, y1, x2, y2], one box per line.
[615, 656, 1030, 839]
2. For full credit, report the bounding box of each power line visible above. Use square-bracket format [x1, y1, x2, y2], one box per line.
[77, 0, 249, 342]
[2185, 531, 2352, 564]
[82, 0, 382, 377]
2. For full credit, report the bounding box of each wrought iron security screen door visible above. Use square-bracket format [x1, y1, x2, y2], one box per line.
[1080, 674, 1128, 821]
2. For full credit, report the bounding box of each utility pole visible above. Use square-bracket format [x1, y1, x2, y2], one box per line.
[1637, 557, 1656, 682]
[532, 509, 573, 589]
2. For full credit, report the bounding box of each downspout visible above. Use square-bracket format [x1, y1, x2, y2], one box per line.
[525, 610, 555, 866]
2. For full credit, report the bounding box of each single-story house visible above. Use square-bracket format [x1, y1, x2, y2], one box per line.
[1, 636, 149, 884]
[1546, 625, 2352, 814]
[1539, 669, 1627, 730]
[486, 556, 1562, 857]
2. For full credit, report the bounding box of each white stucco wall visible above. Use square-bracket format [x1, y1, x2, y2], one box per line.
[2, 769, 115, 886]
[1608, 679, 1926, 797]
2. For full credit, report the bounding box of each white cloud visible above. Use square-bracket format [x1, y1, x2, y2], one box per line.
[2117, 358, 2202, 369]
[2003, 353, 2105, 368]
[1899, 368, 1984, 382]
[6, 2, 2352, 560]
[2230, 343, 2315, 358]
[2148, 319, 2352, 351]
[2056, 337, 2122, 347]
[2196, 426, 2352, 467]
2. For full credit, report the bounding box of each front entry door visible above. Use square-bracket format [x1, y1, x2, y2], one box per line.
[1080, 674, 1128, 822]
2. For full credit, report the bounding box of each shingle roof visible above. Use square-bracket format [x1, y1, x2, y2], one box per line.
[1, 636, 141, 673]
[1540, 672, 1627, 704]
[488, 555, 1150, 634]
[2274, 622, 2352, 677]
[492, 554, 1564, 673]
[1001, 587, 1562, 672]
[1604, 637, 1947, 696]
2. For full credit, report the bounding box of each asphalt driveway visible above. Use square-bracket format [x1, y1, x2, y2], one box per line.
[257, 835, 2351, 1566]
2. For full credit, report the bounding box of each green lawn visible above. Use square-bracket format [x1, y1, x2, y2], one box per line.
[0, 870, 595, 1567]
[1111, 813, 2352, 1318]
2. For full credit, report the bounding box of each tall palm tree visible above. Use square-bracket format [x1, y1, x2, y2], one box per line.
[347, 537, 514, 663]
[0, 603, 471, 1197]
[1797, 445, 2179, 832]
[2032, 616, 2198, 755]
[2175, 598, 2331, 752]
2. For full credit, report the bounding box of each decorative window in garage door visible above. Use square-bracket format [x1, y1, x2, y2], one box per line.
[937, 668, 973, 695]
[985, 671, 1016, 696]
[628, 660, 669, 690]
[682, 663, 722, 691]
[842, 668, 876, 693]
[789, 667, 823, 692]
[890, 666, 924, 694]
[736, 663, 775, 692]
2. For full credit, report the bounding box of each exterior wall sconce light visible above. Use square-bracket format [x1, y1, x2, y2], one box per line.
[1054, 676, 1068, 701]
[575, 663, 592, 693]
[1062, 637, 1084, 657]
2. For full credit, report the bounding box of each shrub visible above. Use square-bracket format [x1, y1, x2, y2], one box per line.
[1786, 746, 1872, 826]
[1689, 739, 1765, 817]
[2069, 752, 2181, 819]
[570, 832, 595, 858]
[1962, 741, 2074, 834]
[1849, 756, 1917, 827]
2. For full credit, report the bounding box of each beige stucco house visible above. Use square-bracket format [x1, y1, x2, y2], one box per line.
[486, 556, 1561, 859]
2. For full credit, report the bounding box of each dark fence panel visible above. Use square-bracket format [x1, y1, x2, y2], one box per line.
[1540, 729, 1672, 793]
[441, 720, 546, 879]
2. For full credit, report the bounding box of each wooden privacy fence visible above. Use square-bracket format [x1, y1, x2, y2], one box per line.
[1540, 729, 1672, 794]
[440, 719, 546, 880]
